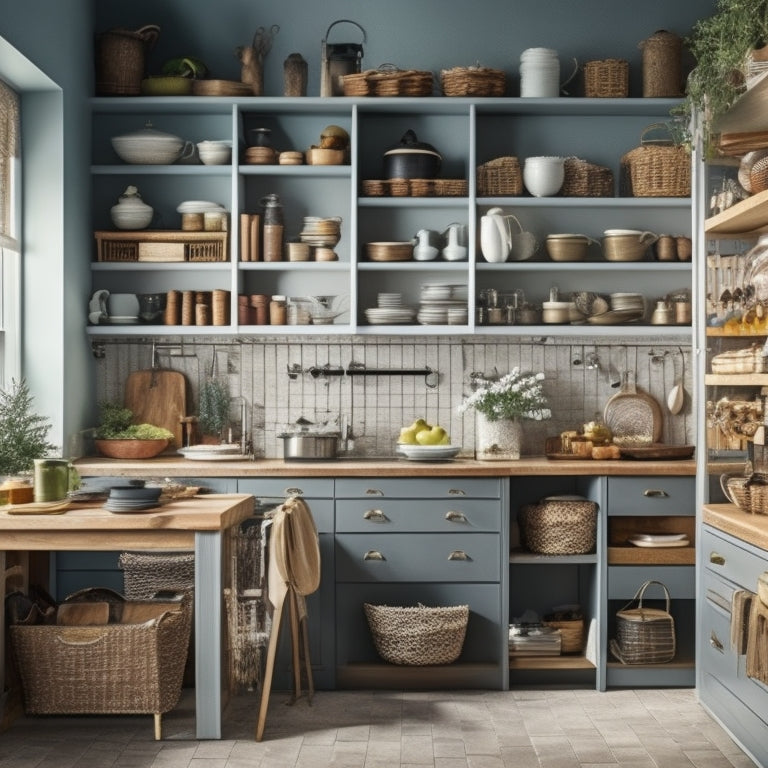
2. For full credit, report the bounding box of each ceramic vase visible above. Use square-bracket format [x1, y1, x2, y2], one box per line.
[475, 413, 522, 461]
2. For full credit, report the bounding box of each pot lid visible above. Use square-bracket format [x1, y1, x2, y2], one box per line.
[384, 129, 441, 158]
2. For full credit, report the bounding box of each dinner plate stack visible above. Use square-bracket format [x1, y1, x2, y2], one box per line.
[299, 216, 341, 247]
[610, 293, 645, 314]
[417, 282, 468, 325]
[364, 292, 415, 324]
[103, 485, 162, 513]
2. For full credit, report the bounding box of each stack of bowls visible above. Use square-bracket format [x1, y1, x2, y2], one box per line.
[197, 140, 232, 165]
[523, 156, 565, 197]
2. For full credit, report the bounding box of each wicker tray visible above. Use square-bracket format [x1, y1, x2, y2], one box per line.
[440, 66, 506, 97]
[343, 67, 434, 97]
[360, 179, 467, 197]
[94, 230, 229, 262]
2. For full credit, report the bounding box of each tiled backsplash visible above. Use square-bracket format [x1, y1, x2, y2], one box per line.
[93, 335, 694, 458]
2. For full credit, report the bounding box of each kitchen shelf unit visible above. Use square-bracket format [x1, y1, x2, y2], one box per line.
[88, 96, 693, 339]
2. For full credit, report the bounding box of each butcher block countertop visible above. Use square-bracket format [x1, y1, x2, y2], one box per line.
[703, 503, 768, 552]
[74, 456, 696, 478]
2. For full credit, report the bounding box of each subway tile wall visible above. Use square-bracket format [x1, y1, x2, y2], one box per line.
[92, 336, 694, 458]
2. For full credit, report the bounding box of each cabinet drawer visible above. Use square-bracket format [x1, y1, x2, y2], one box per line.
[335, 477, 502, 499]
[700, 576, 737, 684]
[336, 499, 501, 533]
[237, 478, 334, 499]
[607, 565, 695, 599]
[702, 526, 768, 589]
[606, 476, 694, 516]
[335, 533, 501, 583]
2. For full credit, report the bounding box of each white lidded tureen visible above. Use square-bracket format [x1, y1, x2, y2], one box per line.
[110, 185, 153, 230]
[111, 121, 194, 165]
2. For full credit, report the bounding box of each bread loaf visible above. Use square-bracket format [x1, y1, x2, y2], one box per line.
[711, 345, 768, 374]
[592, 444, 621, 460]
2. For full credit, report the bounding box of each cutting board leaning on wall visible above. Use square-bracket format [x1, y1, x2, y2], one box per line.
[124, 368, 187, 452]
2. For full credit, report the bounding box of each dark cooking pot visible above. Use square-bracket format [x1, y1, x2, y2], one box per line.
[383, 129, 442, 179]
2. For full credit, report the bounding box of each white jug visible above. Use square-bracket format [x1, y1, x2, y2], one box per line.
[520, 48, 579, 97]
[480, 208, 511, 263]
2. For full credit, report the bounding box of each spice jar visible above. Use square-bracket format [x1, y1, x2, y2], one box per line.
[269, 295, 286, 325]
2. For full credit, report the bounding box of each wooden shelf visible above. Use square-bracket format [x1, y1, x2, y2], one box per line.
[705, 373, 768, 386]
[705, 189, 768, 237]
[608, 545, 695, 565]
[706, 327, 767, 337]
[508, 654, 594, 670]
[335, 662, 500, 689]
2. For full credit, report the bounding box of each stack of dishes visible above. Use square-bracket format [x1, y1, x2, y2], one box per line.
[418, 283, 468, 325]
[176, 200, 226, 215]
[103, 485, 162, 514]
[299, 217, 341, 247]
[243, 145, 277, 164]
[397, 444, 461, 461]
[587, 292, 645, 325]
[177, 444, 246, 461]
[364, 292, 415, 325]
[628, 532, 689, 548]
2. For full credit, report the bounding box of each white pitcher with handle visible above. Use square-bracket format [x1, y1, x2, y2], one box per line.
[480, 207, 512, 262]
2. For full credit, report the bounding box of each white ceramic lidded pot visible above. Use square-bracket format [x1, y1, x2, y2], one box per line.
[110, 185, 153, 230]
[520, 47, 560, 97]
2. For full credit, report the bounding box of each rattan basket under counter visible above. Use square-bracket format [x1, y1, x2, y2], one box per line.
[94, 230, 229, 262]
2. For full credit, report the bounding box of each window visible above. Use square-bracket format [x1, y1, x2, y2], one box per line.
[0, 77, 20, 387]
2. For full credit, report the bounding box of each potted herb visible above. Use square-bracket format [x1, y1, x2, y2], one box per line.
[94, 402, 174, 459]
[198, 379, 230, 443]
[0, 378, 56, 477]
[677, 0, 768, 153]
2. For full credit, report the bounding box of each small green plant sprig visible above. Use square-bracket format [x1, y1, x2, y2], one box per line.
[0, 378, 56, 475]
[94, 401, 173, 440]
[198, 379, 230, 438]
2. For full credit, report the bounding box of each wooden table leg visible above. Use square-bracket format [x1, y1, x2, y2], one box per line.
[255, 596, 285, 742]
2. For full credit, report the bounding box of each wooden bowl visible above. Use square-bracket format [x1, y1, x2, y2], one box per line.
[305, 148, 347, 166]
[95, 439, 169, 459]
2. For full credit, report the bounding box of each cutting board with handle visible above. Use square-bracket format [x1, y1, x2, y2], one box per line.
[124, 369, 187, 451]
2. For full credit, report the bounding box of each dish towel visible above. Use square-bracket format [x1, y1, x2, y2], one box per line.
[746, 597, 768, 686]
[731, 589, 754, 654]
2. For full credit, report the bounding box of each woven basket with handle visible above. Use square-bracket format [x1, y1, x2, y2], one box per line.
[620, 123, 690, 198]
[364, 603, 469, 665]
[440, 66, 506, 97]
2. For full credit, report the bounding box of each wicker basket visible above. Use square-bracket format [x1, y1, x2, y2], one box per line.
[364, 603, 469, 665]
[441, 66, 506, 97]
[543, 619, 585, 653]
[561, 157, 614, 197]
[477, 156, 523, 196]
[434, 178, 469, 196]
[620, 124, 691, 198]
[119, 551, 195, 599]
[610, 580, 675, 664]
[95, 25, 159, 96]
[94, 230, 229, 263]
[342, 67, 434, 97]
[519, 497, 598, 555]
[10, 596, 191, 738]
[583, 59, 629, 98]
[751, 155, 768, 194]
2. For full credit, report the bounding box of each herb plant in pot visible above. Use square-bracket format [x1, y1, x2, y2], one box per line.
[197, 379, 231, 444]
[94, 402, 174, 459]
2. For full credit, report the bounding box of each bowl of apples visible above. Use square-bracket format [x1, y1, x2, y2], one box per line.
[397, 418, 460, 461]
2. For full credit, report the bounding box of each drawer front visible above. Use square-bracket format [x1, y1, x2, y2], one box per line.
[700, 575, 738, 684]
[336, 499, 501, 533]
[335, 477, 502, 499]
[702, 526, 768, 589]
[237, 477, 334, 499]
[335, 533, 501, 583]
[607, 565, 695, 599]
[606, 476, 694, 516]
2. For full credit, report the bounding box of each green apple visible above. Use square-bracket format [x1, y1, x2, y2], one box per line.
[409, 418, 430, 433]
[415, 425, 447, 445]
[399, 426, 419, 444]
[439, 432, 451, 445]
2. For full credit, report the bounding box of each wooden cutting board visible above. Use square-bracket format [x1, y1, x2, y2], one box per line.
[124, 370, 187, 451]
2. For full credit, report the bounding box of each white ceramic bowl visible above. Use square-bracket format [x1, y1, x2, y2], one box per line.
[523, 156, 565, 197]
[110, 206, 153, 230]
[111, 124, 193, 165]
[197, 140, 232, 165]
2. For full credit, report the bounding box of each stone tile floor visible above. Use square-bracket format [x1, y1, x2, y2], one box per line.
[0, 687, 758, 768]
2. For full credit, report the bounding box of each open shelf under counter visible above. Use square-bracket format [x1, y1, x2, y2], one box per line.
[335, 662, 501, 689]
[476, 261, 692, 272]
[509, 550, 598, 565]
[509, 654, 595, 670]
[239, 163, 351, 177]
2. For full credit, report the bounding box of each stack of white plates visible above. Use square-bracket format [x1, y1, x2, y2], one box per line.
[364, 306, 416, 324]
[299, 216, 341, 246]
[177, 444, 247, 461]
[377, 293, 403, 307]
[610, 293, 645, 312]
[398, 444, 461, 461]
[420, 282, 464, 301]
[418, 283, 468, 324]
[176, 200, 226, 214]
[628, 533, 690, 548]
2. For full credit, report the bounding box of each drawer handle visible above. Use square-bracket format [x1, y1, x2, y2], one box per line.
[448, 488, 467, 496]
[364, 488, 384, 496]
[710, 551, 726, 566]
[445, 510, 468, 523]
[643, 489, 669, 498]
[710, 631, 724, 653]
[364, 509, 389, 523]
[364, 550, 385, 561]
[285, 487, 303, 496]
[448, 550, 470, 561]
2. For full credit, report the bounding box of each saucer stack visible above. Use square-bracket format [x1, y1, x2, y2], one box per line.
[299, 217, 341, 247]
[610, 293, 645, 319]
[418, 283, 468, 325]
[364, 292, 415, 325]
[103, 485, 162, 513]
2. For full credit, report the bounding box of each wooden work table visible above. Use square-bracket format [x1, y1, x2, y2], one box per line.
[74, 456, 697, 478]
[703, 503, 768, 551]
[0, 493, 254, 740]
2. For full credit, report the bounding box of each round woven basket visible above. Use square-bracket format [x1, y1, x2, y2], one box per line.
[583, 59, 629, 98]
[441, 66, 506, 97]
[364, 603, 469, 665]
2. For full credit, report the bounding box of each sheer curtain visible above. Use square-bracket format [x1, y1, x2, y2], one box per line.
[0, 78, 19, 249]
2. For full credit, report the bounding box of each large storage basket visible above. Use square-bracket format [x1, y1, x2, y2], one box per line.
[364, 603, 469, 665]
[10, 597, 191, 739]
[561, 157, 614, 197]
[610, 580, 676, 664]
[620, 124, 690, 198]
[519, 497, 597, 555]
[119, 551, 195, 599]
[583, 59, 629, 98]
[94, 230, 229, 262]
[477, 156, 523, 196]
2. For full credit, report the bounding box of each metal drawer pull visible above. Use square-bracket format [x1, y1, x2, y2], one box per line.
[710, 631, 724, 652]
[364, 550, 385, 561]
[448, 550, 470, 561]
[364, 509, 389, 522]
[364, 488, 384, 496]
[285, 487, 303, 496]
[448, 489, 467, 496]
[643, 489, 669, 498]
[445, 511, 468, 523]
[709, 551, 726, 566]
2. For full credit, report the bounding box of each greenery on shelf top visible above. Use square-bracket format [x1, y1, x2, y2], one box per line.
[94, 402, 173, 441]
[198, 379, 230, 438]
[0, 378, 56, 476]
[677, 0, 768, 153]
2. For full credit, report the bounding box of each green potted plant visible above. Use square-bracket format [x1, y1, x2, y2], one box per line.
[677, 0, 768, 154]
[94, 401, 174, 459]
[0, 378, 56, 477]
[198, 379, 230, 443]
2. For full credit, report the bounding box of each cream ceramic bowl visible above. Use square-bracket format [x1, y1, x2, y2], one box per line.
[601, 230, 658, 262]
[111, 123, 194, 165]
[197, 140, 232, 165]
[545, 234, 595, 262]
